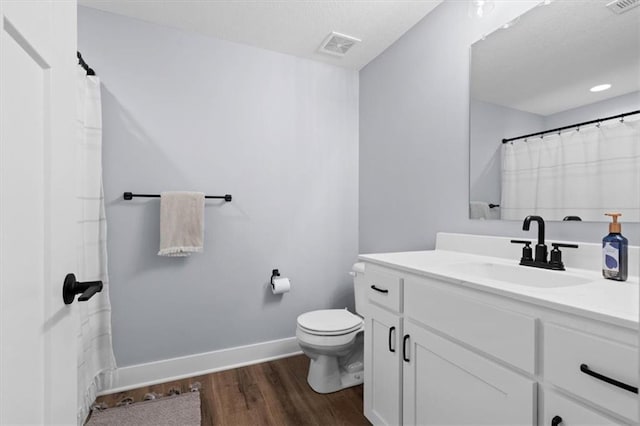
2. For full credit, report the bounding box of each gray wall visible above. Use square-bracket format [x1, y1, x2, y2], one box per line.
[544, 91, 640, 129]
[79, 7, 359, 367]
[469, 99, 544, 205]
[359, 0, 639, 254]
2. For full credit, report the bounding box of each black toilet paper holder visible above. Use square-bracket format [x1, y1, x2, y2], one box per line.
[271, 269, 280, 289]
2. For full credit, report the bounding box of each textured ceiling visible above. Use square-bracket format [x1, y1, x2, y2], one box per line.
[78, 0, 442, 70]
[471, 0, 640, 116]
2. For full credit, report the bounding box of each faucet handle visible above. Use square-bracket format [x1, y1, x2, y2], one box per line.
[551, 243, 579, 249]
[511, 239, 533, 263]
[549, 243, 579, 270]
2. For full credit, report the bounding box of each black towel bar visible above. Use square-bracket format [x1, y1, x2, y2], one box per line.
[123, 192, 232, 202]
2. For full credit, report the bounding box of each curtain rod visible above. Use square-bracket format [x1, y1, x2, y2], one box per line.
[501, 110, 640, 144]
[77, 51, 95, 76]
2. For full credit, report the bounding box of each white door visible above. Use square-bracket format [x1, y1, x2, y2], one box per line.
[364, 304, 403, 426]
[0, 1, 79, 424]
[402, 322, 536, 425]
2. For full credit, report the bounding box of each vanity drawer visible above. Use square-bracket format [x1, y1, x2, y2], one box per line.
[543, 390, 621, 426]
[544, 323, 638, 422]
[404, 276, 536, 374]
[365, 267, 403, 313]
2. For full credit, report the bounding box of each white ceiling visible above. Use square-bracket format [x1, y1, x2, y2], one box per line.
[78, 0, 442, 70]
[471, 0, 640, 116]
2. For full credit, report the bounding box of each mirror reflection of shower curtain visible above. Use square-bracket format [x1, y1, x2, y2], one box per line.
[76, 66, 117, 423]
[501, 116, 640, 222]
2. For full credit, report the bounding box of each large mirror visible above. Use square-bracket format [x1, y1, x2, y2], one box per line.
[469, 0, 640, 222]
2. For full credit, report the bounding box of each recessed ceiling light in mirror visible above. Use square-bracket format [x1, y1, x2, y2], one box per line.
[468, 0, 495, 19]
[590, 84, 612, 92]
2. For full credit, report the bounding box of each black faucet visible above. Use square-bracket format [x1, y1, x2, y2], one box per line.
[522, 215, 547, 263]
[511, 215, 578, 271]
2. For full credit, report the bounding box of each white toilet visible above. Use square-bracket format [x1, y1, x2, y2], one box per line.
[296, 263, 366, 394]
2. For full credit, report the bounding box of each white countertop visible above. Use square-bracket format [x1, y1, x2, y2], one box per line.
[359, 249, 639, 330]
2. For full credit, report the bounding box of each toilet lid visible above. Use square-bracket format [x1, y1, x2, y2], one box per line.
[297, 309, 363, 335]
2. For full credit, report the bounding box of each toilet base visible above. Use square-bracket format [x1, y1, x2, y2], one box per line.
[306, 356, 364, 394]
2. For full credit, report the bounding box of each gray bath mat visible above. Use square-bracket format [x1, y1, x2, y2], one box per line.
[87, 391, 201, 426]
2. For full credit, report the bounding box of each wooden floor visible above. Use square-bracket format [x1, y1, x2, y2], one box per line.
[96, 354, 371, 426]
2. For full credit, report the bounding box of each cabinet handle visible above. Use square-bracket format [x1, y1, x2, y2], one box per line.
[370, 285, 389, 294]
[579, 364, 638, 394]
[388, 326, 396, 353]
[402, 335, 410, 362]
[551, 415, 562, 426]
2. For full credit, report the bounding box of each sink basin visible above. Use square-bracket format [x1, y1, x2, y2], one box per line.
[445, 262, 591, 288]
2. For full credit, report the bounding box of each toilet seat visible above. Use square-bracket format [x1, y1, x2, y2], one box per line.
[297, 309, 363, 336]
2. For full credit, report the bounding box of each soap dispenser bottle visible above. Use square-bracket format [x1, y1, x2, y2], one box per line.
[602, 213, 627, 281]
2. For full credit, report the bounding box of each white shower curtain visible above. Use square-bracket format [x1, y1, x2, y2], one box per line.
[76, 66, 116, 424]
[501, 115, 640, 222]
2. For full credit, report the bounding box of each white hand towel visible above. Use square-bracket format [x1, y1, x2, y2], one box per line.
[469, 201, 491, 220]
[158, 191, 205, 257]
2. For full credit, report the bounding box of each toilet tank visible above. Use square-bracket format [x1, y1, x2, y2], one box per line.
[351, 262, 366, 316]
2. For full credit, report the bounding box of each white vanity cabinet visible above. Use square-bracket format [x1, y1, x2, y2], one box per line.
[363, 266, 404, 425]
[402, 321, 536, 425]
[365, 303, 403, 425]
[364, 264, 536, 426]
[543, 323, 638, 423]
[543, 390, 621, 426]
[402, 275, 537, 425]
[361, 258, 638, 426]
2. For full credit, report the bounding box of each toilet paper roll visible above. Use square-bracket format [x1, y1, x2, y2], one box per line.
[271, 277, 291, 294]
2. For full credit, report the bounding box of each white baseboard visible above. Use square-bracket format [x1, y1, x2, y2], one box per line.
[100, 337, 302, 395]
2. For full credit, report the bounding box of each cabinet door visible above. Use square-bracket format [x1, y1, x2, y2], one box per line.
[402, 322, 536, 425]
[364, 304, 403, 426]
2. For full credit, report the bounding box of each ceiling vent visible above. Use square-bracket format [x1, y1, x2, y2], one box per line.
[318, 32, 361, 57]
[606, 0, 640, 14]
